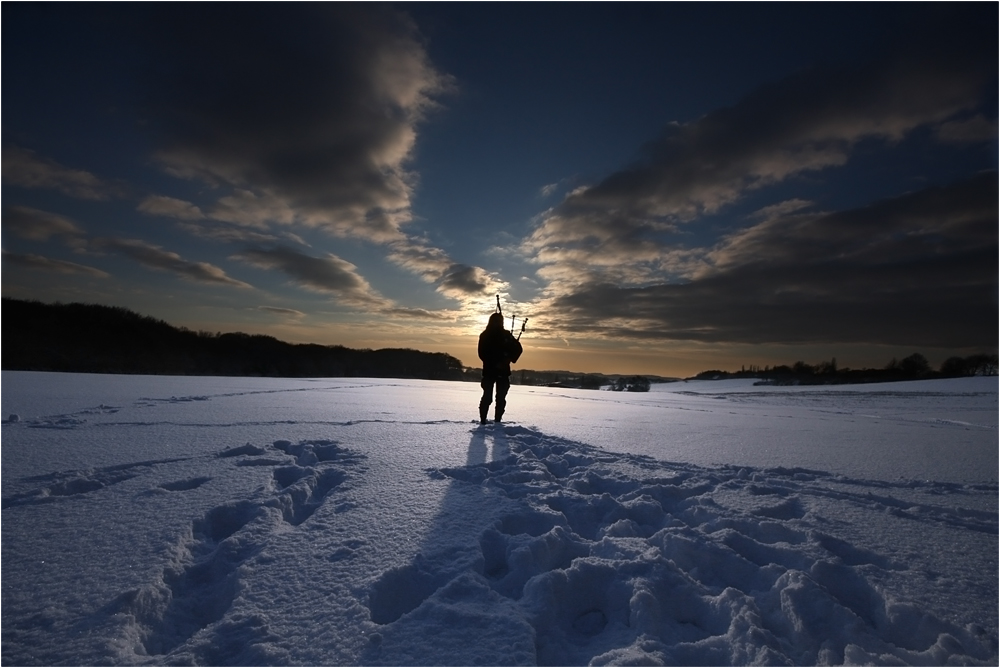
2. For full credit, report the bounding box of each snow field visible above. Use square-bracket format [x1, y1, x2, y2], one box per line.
[1, 372, 996, 666]
[374, 426, 995, 666]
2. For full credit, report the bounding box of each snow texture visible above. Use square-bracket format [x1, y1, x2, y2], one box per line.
[2, 372, 996, 666]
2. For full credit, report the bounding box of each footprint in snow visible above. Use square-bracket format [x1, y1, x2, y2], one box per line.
[112, 499, 265, 657]
[158, 477, 213, 492]
[107, 438, 366, 661]
[2, 457, 193, 508]
[368, 425, 992, 666]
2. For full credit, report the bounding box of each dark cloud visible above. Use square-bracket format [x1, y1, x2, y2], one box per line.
[137, 196, 205, 221]
[175, 222, 291, 246]
[935, 115, 998, 144]
[388, 241, 503, 302]
[437, 264, 491, 296]
[125, 6, 494, 309]
[1, 147, 118, 200]
[705, 175, 996, 271]
[258, 306, 305, 318]
[2, 250, 109, 278]
[233, 247, 469, 319]
[546, 174, 997, 348]
[4, 6, 490, 312]
[527, 53, 988, 266]
[3, 206, 85, 241]
[522, 47, 995, 351]
[95, 238, 251, 288]
[233, 247, 390, 309]
[383, 307, 454, 320]
[135, 5, 450, 243]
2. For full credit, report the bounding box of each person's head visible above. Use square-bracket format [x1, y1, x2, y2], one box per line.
[486, 312, 505, 330]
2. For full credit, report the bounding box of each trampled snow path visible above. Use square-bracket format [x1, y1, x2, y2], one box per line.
[1, 372, 996, 665]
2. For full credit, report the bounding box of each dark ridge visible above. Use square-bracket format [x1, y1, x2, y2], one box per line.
[2, 298, 464, 380]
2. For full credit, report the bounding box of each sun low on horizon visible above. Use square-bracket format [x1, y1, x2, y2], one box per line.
[2, 3, 996, 378]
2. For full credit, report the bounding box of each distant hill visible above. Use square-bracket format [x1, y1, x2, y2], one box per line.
[2, 298, 465, 381]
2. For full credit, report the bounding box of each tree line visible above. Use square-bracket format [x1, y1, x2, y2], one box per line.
[7, 298, 992, 387]
[693, 352, 998, 385]
[2, 299, 465, 380]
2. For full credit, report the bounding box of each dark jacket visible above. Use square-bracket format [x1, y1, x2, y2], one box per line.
[479, 314, 523, 379]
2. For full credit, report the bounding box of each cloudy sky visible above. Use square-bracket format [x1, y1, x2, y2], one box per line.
[3, 4, 996, 376]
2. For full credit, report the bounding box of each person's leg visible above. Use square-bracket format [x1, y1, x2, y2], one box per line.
[494, 376, 510, 422]
[479, 378, 495, 424]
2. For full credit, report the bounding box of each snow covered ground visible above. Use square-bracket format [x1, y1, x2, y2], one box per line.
[1, 371, 996, 666]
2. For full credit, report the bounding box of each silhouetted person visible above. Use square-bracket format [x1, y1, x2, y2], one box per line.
[478, 312, 523, 424]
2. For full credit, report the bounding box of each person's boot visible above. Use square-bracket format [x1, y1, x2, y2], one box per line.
[479, 406, 488, 424]
[494, 410, 503, 423]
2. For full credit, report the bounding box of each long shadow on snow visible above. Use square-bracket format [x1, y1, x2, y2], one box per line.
[362, 425, 543, 666]
[367, 426, 512, 625]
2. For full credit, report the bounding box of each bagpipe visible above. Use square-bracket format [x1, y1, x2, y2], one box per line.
[496, 295, 527, 341]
